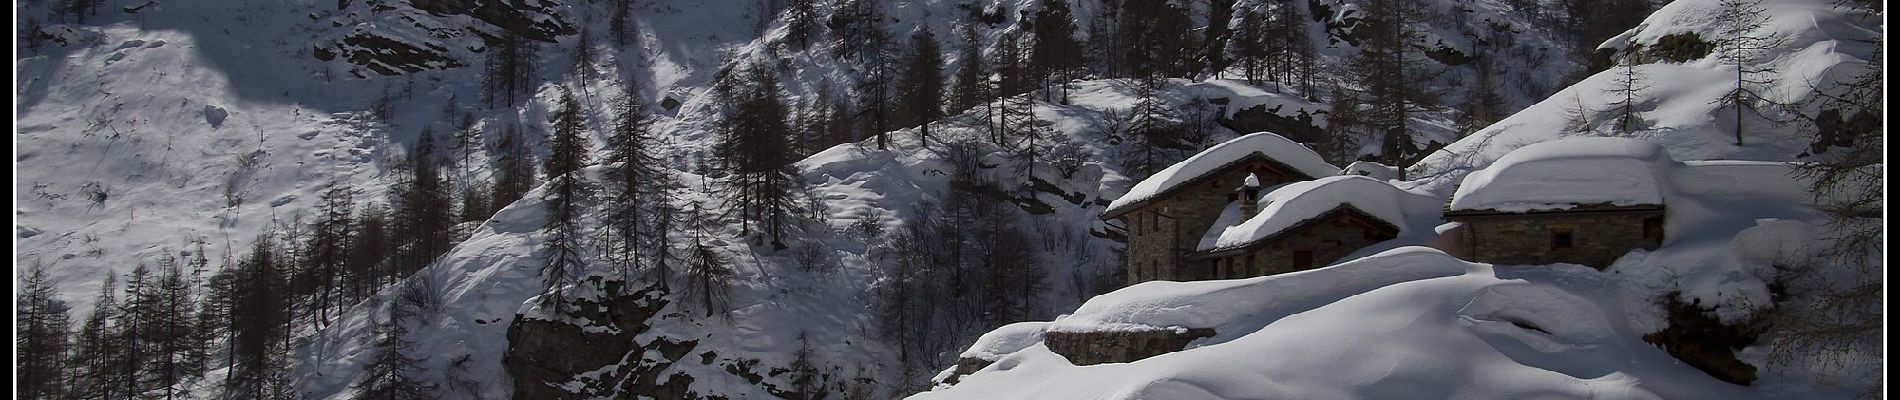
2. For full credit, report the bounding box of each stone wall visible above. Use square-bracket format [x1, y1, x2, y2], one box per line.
[1043, 328, 1217, 365]
[1122, 157, 1313, 286]
[1450, 210, 1663, 269]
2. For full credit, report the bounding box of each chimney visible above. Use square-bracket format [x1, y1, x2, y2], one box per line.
[1237, 173, 1262, 221]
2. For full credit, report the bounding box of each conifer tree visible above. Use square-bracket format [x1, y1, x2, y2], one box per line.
[600, 79, 671, 291]
[1029, 0, 1084, 103]
[74, 273, 127, 399]
[228, 233, 292, 399]
[395, 132, 455, 276]
[611, 0, 635, 46]
[787, 331, 821, 396]
[682, 201, 735, 319]
[352, 288, 435, 400]
[119, 263, 152, 395]
[1202, 0, 1237, 79]
[1348, 0, 1440, 168]
[347, 203, 392, 302]
[483, 32, 539, 107]
[1604, 52, 1648, 134]
[17, 261, 72, 400]
[1711, 0, 1782, 145]
[899, 26, 946, 144]
[144, 256, 203, 398]
[1123, 79, 1178, 178]
[949, 22, 989, 114]
[491, 123, 537, 212]
[1321, 83, 1367, 165]
[306, 181, 355, 327]
[783, 0, 820, 49]
[540, 87, 593, 308]
[830, 0, 896, 149]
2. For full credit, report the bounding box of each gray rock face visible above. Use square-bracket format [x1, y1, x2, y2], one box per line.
[314, 0, 575, 75]
[503, 282, 701, 399]
[204, 105, 229, 128]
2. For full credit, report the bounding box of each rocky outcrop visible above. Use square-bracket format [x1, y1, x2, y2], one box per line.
[1643, 294, 1763, 385]
[1043, 328, 1216, 365]
[1217, 103, 1324, 145]
[504, 281, 703, 399]
[314, 0, 574, 75]
[314, 31, 465, 76]
[408, 0, 575, 42]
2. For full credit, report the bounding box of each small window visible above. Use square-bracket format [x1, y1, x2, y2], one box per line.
[1552, 229, 1575, 250]
[1643, 216, 1664, 241]
[1292, 251, 1314, 270]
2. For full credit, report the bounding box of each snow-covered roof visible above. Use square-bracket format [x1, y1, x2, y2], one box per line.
[1341, 161, 1400, 181]
[1104, 131, 1338, 217]
[1448, 138, 1676, 213]
[1044, 247, 1471, 334]
[1202, 176, 1427, 252]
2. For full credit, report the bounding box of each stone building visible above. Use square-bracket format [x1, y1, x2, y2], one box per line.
[1188, 175, 1426, 279]
[1440, 205, 1664, 269]
[1435, 137, 1674, 269]
[1101, 132, 1341, 286]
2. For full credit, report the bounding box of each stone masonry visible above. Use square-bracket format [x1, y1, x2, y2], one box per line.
[1115, 156, 1315, 286]
[1043, 328, 1218, 365]
[1190, 207, 1400, 279]
[1444, 206, 1664, 269]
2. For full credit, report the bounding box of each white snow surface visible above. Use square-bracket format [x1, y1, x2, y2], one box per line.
[918, 247, 1761, 400]
[1103, 131, 1339, 216]
[959, 322, 1050, 362]
[1411, 0, 1881, 194]
[1204, 175, 1440, 251]
[1448, 137, 1676, 212]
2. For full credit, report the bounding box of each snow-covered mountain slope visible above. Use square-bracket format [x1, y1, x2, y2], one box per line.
[289, 75, 1331, 399]
[17, 1, 403, 312]
[1407, 0, 1883, 192]
[23, 0, 1865, 399]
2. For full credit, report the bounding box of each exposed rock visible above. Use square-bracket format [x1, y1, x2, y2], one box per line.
[314, 0, 574, 75]
[204, 105, 229, 128]
[1043, 327, 1216, 365]
[942, 357, 995, 385]
[504, 281, 702, 399]
[409, 0, 575, 42]
[319, 31, 465, 76]
[1643, 293, 1762, 385]
[1217, 103, 1324, 145]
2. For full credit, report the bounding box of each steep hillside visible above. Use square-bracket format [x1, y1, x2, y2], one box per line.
[19, 0, 1822, 399]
